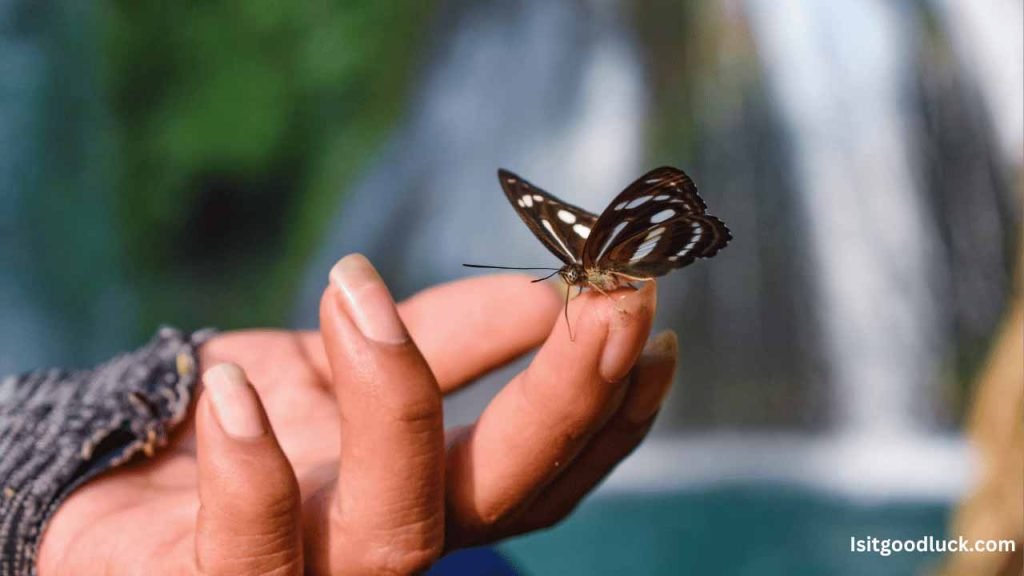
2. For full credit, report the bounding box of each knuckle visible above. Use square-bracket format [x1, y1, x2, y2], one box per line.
[244, 466, 301, 513]
[333, 509, 445, 576]
[389, 393, 443, 427]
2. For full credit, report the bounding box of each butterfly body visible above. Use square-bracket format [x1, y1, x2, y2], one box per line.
[495, 166, 731, 294]
[560, 264, 636, 292]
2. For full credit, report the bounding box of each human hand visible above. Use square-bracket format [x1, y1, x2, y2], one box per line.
[38, 254, 677, 575]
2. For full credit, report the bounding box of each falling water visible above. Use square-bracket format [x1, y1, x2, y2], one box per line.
[746, 0, 948, 438]
[0, 0, 51, 375]
[0, 0, 128, 374]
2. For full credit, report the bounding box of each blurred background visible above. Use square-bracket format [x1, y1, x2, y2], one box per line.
[1, 1, 1020, 574]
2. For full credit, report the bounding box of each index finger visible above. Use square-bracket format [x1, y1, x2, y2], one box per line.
[299, 274, 563, 393]
[445, 282, 656, 544]
[400, 274, 563, 391]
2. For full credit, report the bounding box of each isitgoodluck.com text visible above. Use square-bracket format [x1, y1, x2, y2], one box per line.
[851, 536, 1016, 557]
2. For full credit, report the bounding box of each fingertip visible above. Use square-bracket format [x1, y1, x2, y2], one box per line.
[566, 279, 656, 326]
[529, 280, 657, 381]
[195, 364, 303, 575]
[203, 363, 266, 439]
[195, 363, 295, 489]
[595, 282, 657, 382]
[620, 280, 657, 318]
[329, 254, 409, 344]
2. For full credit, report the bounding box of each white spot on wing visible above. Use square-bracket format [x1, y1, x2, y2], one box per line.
[631, 238, 660, 261]
[533, 194, 543, 202]
[644, 227, 665, 242]
[625, 195, 653, 209]
[651, 209, 674, 224]
[573, 224, 590, 238]
[521, 195, 533, 208]
[614, 201, 628, 210]
[557, 209, 577, 224]
[517, 198, 525, 208]
[654, 195, 671, 201]
[542, 219, 577, 262]
[677, 230, 701, 257]
[597, 221, 630, 260]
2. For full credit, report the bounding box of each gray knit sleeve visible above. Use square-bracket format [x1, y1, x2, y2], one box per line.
[0, 327, 213, 576]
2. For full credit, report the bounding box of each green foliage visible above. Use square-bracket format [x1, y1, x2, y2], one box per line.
[100, 1, 433, 334]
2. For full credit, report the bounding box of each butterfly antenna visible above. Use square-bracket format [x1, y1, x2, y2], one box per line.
[464, 263, 574, 339]
[463, 264, 561, 271]
[530, 270, 562, 283]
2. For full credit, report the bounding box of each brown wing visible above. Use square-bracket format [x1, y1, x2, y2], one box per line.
[600, 214, 731, 277]
[582, 166, 730, 275]
[498, 169, 599, 265]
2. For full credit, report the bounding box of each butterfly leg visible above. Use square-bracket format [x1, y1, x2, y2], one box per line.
[612, 273, 648, 291]
[588, 283, 626, 314]
[564, 283, 576, 342]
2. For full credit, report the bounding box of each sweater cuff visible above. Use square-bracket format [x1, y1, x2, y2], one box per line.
[0, 327, 214, 576]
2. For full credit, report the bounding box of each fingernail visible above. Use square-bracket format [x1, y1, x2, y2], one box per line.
[204, 363, 267, 439]
[329, 254, 408, 344]
[625, 330, 678, 424]
[598, 283, 656, 382]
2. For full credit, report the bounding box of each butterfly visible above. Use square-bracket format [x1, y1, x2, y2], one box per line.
[466, 166, 731, 337]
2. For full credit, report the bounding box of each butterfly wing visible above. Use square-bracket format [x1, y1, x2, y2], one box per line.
[582, 166, 731, 276]
[498, 169, 599, 265]
[598, 214, 731, 277]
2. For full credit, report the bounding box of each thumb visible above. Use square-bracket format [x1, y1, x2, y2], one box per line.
[195, 363, 302, 575]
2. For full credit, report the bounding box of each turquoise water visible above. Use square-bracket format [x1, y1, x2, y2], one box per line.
[500, 485, 950, 576]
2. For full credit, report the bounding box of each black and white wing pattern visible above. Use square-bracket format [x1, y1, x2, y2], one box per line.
[497, 169, 598, 265]
[582, 166, 731, 277]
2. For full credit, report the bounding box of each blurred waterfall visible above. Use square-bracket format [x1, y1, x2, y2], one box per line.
[935, 0, 1023, 168]
[0, 0, 130, 374]
[745, 0, 947, 437]
[296, 0, 1017, 458]
[0, 0, 52, 374]
[295, 0, 646, 425]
